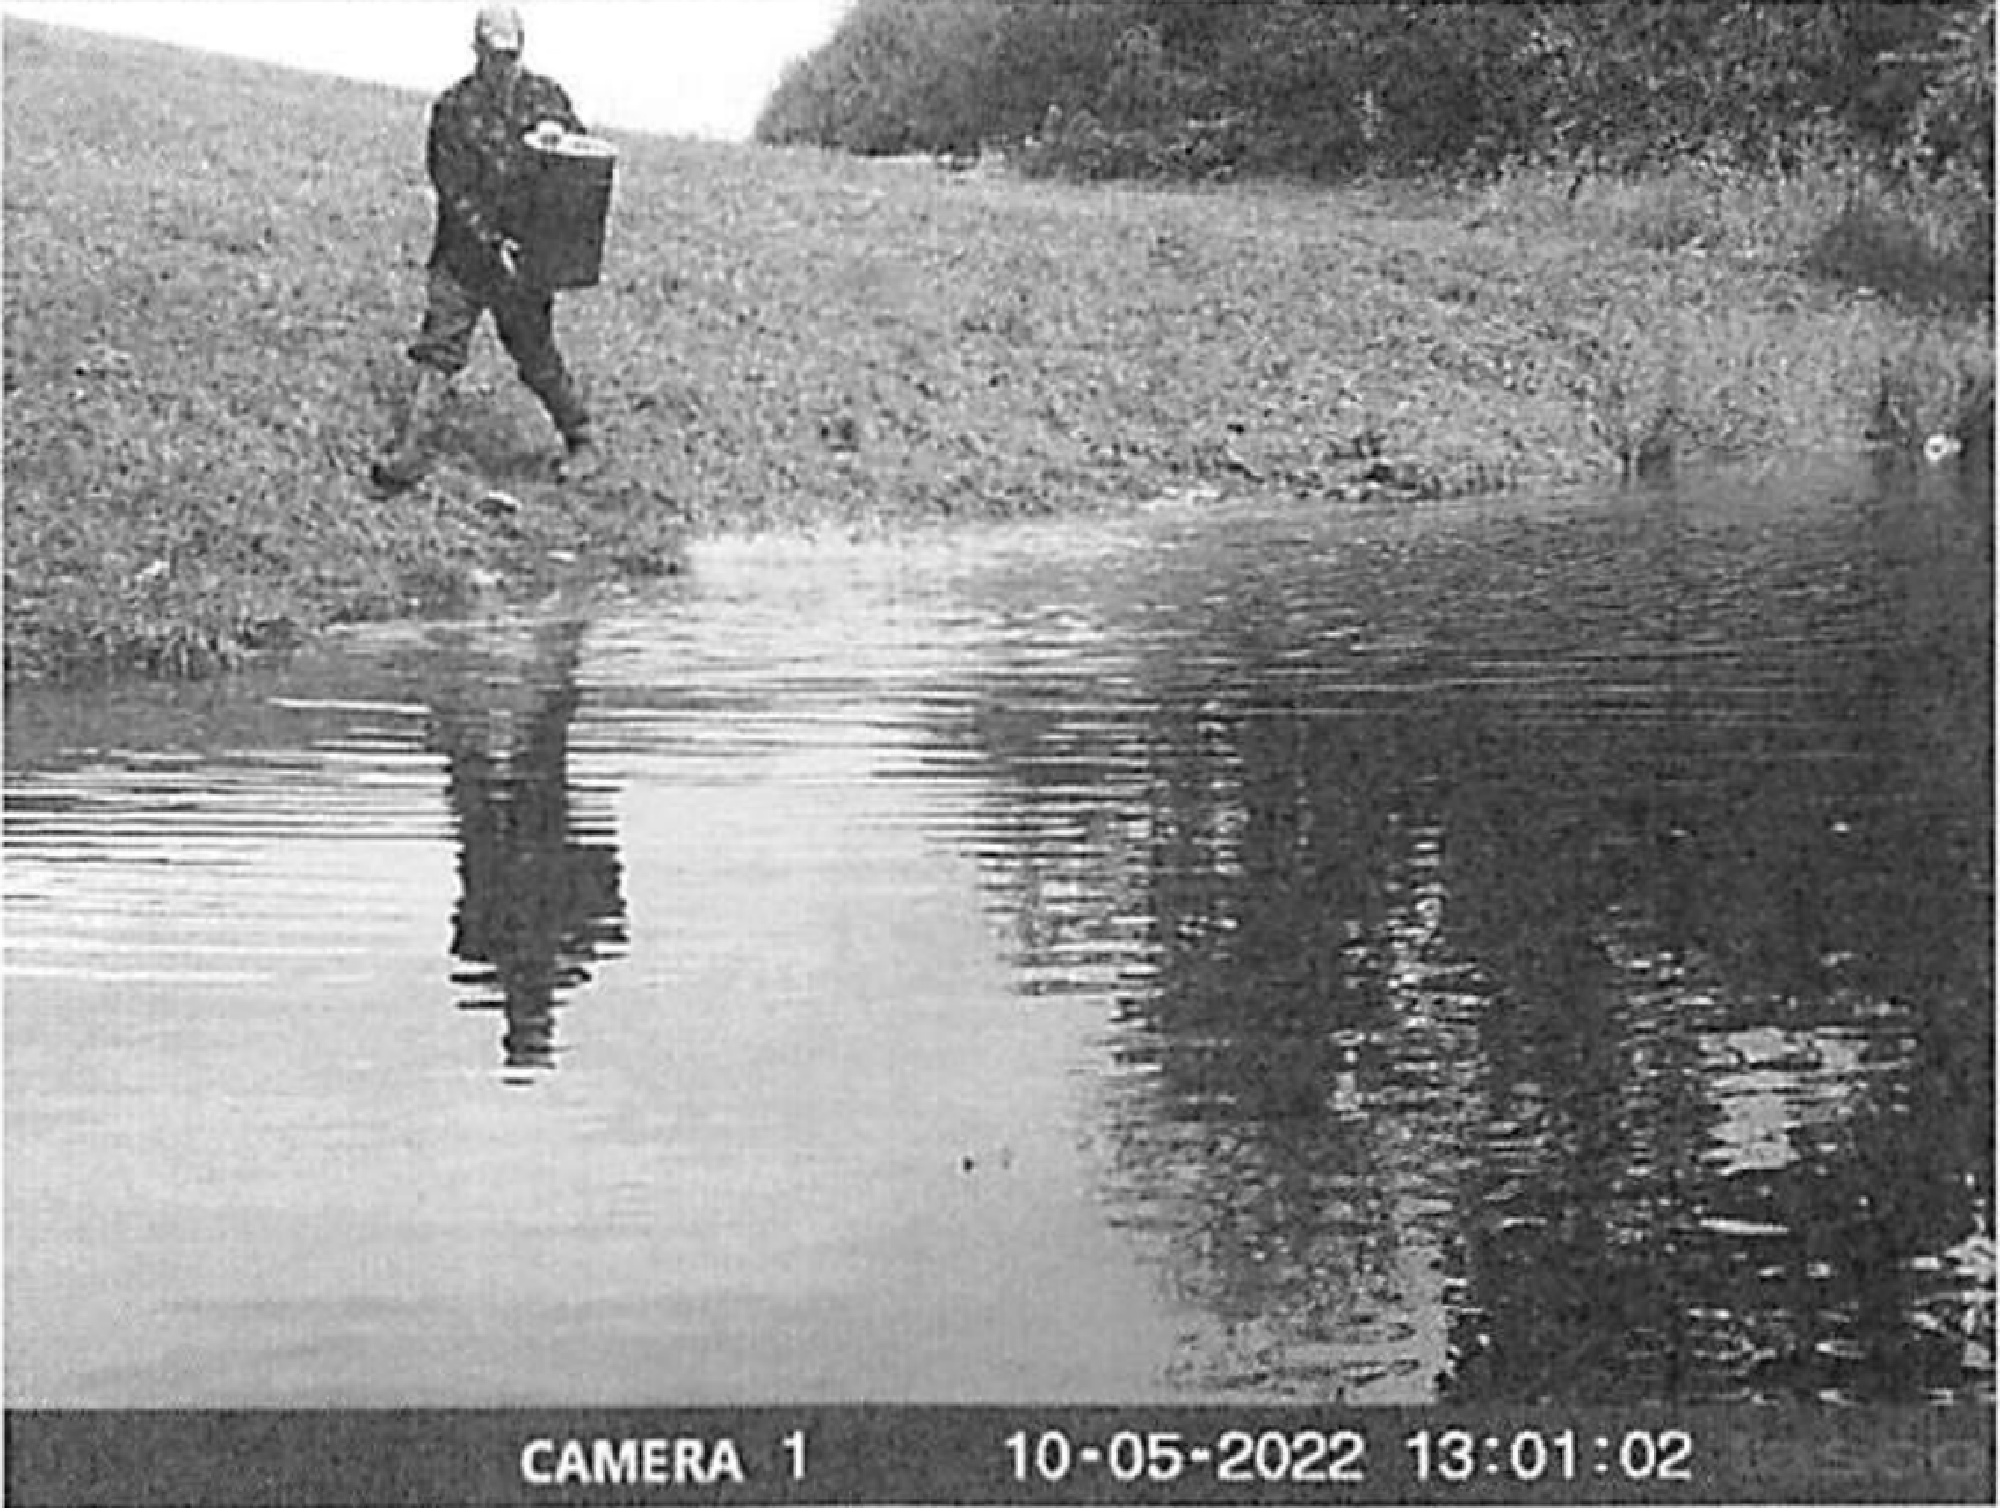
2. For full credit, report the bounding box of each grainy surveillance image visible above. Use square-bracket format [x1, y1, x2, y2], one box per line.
[3, 1, 1993, 1504]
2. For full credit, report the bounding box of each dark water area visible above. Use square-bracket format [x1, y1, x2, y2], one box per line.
[5, 457, 1992, 1405]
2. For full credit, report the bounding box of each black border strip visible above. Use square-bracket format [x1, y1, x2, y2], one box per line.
[4, 1406, 1993, 1506]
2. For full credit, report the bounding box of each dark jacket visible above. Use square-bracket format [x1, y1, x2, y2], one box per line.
[426, 68, 584, 285]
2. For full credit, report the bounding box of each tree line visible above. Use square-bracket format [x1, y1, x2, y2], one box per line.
[753, 1, 1994, 186]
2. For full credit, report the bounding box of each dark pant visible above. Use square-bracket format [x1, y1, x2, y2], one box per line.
[407, 265, 591, 442]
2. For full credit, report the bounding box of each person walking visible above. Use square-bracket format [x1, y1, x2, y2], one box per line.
[372, 3, 604, 492]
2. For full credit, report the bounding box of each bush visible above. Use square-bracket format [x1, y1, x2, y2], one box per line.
[1866, 312, 1999, 448]
[1806, 177, 1993, 306]
[1904, 0, 1995, 181]
[1015, 104, 1246, 182]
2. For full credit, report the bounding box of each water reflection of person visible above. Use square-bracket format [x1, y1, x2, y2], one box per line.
[427, 617, 627, 1080]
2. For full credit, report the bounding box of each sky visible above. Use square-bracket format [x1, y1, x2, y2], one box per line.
[3, 0, 852, 140]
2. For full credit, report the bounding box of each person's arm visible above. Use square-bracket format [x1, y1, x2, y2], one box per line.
[527, 77, 586, 138]
[427, 97, 509, 263]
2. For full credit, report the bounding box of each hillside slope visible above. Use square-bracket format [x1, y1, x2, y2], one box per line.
[3, 20, 1987, 681]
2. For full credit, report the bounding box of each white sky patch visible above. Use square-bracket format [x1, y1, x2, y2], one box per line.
[3, 0, 850, 140]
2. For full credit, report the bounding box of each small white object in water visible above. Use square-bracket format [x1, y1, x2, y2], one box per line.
[1923, 432, 1963, 463]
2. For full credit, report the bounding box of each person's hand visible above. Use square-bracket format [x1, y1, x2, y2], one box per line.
[496, 236, 522, 280]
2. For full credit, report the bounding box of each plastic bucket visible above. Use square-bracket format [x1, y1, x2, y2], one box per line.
[514, 133, 616, 290]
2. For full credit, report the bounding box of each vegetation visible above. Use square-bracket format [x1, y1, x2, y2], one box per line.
[3, 19, 1991, 685]
[759, 2, 1994, 180]
[758, 1, 1996, 305]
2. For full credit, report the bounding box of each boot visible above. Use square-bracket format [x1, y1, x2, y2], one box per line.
[524, 367, 602, 483]
[370, 367, 452, 492]
[556, 429, 606, 484]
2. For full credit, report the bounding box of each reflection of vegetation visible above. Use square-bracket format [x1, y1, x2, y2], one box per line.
[425, 620, 628, 1080]
[942, 478, 1992, 1402]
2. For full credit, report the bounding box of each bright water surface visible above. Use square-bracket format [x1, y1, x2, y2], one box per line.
[6, 459, 1992, 1405]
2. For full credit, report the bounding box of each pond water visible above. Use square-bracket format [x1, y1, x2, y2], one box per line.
[5, 458, 1992, 1406]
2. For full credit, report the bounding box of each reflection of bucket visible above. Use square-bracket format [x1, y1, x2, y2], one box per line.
[513, 133, 616, 290]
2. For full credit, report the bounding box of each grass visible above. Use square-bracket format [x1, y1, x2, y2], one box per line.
[4, 20, 1993, 683]
[1469, 144, 1996, 299]
[1463, 152, 1995, 469]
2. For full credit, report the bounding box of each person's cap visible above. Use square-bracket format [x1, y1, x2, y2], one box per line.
[474, 3, 524, 52]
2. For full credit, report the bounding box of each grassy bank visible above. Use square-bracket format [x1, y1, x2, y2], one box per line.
[4, 21, 1991, 683]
